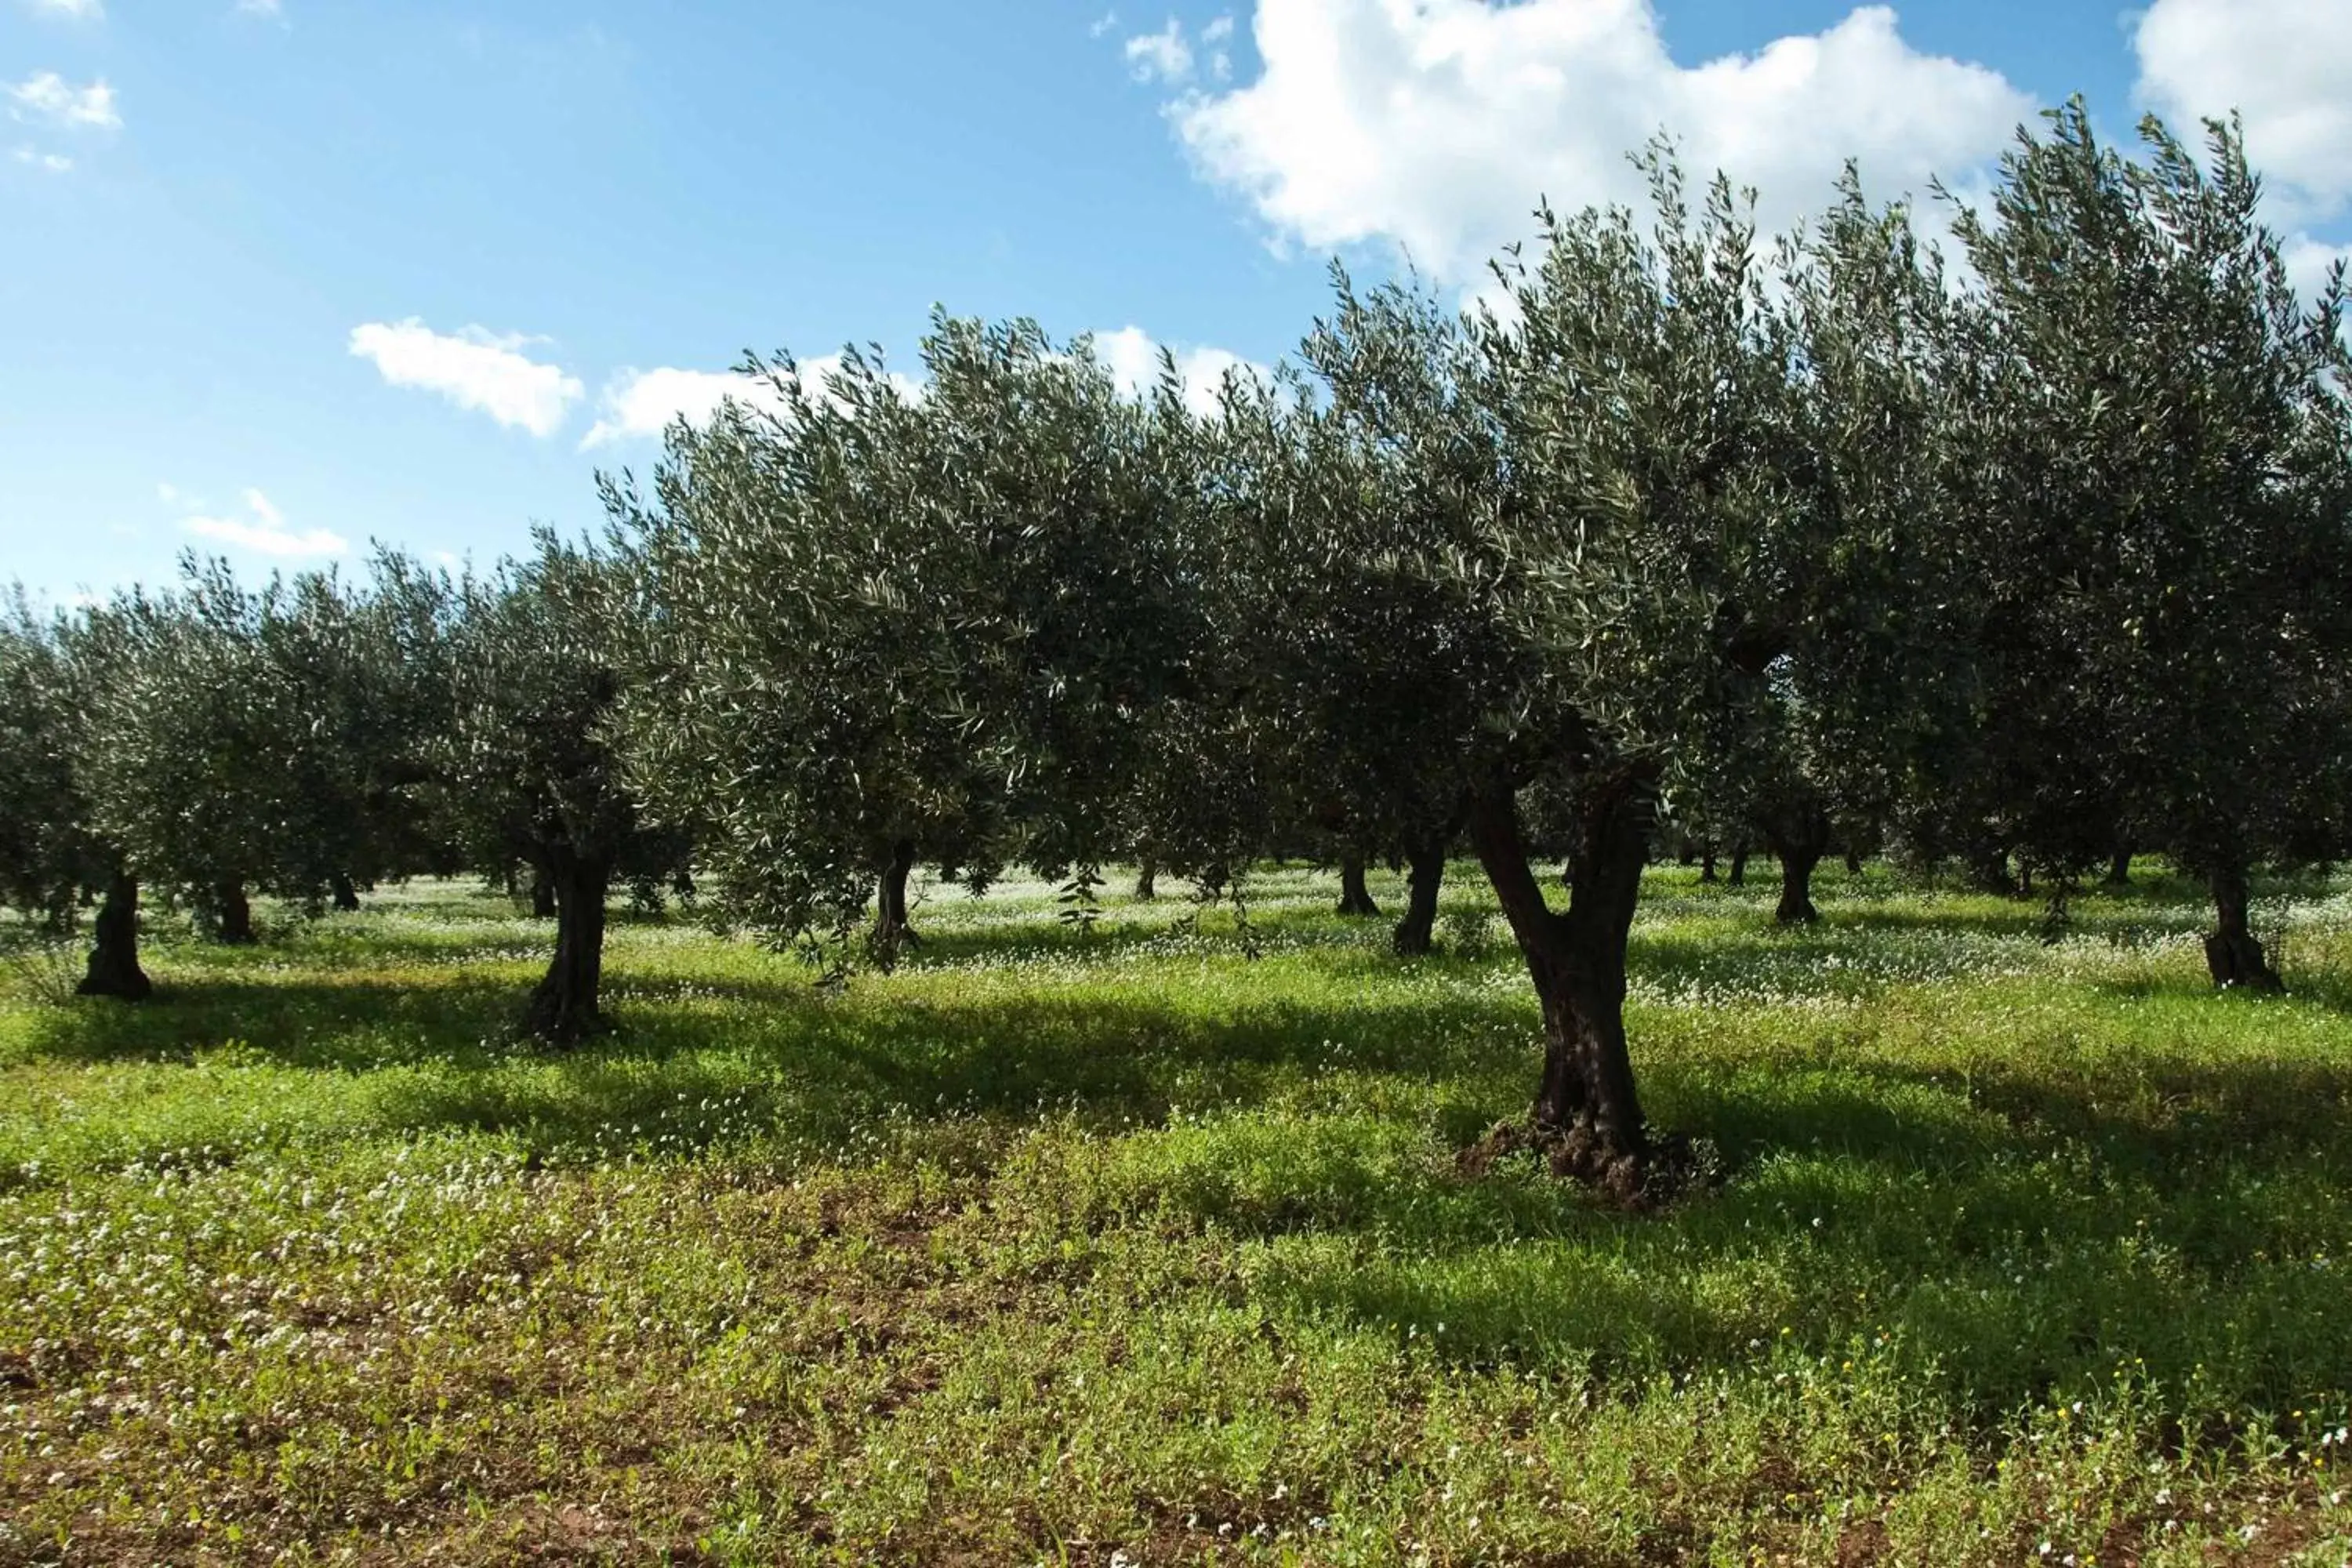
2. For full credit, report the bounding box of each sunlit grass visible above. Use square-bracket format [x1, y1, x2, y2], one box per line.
[2, 863, 2349, 1563]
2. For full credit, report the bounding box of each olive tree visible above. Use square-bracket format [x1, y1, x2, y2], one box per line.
[439, 534, 654, 1043]
[1943, 105, 2352, 984]
[616, 317, 1207, 964]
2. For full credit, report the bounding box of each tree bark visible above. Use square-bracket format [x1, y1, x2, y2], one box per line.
[213, 881, 256, 945]
[76, 873, 152, 1001]
[2103, 849, 2132, 887]
[1467, 769, 1652, 1196]
[1700, 850, 1718, 885]
[1133, 857, 1157, 902]
[528, 865, 557, 920]
[1843, 848, 1864, 877]
[1767, 806, 1831, 926]
[1335, 851, 1381, 917]
[331, 873, 361, 913]
[2204, 863, 2281, 992]
[521, 849, 613, 1044]
[1728, 841, 1750, 887]
[873, 838, 921, 953]
[1966, 851, 2016, 896]
[1392, 839, 1446, 956]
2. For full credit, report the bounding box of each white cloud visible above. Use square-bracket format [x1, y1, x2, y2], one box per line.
[582, 367, 788, 449]
[181, 488, 347, 559]
[2135, 0, 2352, 224]
[2284, 236, 2352, 300]
[1092, 325, 1267, 418]
[9, 144, 72, 172]
[348, 318, 584, 437]
[1168, 0, 2034, 281]
[1090, 9, 1120, 38]
[6, 71, 120, 130]
[1127, 18, 1194, 84]
[582, 358, 926, 449]
[24, 0, 103, 20]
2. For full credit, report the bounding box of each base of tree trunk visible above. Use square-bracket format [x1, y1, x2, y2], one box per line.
[1699, 852, 1718, 885]
[523, 855, 614, 1046]
[331, 874, 361, 913]
[213, 882, 256, 945]
[1727, 846, 1749, 887]
[1133, 861, 1157, 902]
[1335, 853, 1381, 918]
[2205, 929, 2281, 992]
[1457, 1119, 1715, 1210]
[2103, 851, 2132, 888]
[76, 875, 152, 1002]
[1392, 843, 1444, 956]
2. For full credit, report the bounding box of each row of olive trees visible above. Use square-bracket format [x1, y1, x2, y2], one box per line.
[2, 106, 2346, 1196]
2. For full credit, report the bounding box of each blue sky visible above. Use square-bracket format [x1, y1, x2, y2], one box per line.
[4, 0, 2345, 601]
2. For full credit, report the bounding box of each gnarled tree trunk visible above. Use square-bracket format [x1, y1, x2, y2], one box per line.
[77, 873, 152, 1001]
[873, 838, 921, 953]
[1766, 804, 1831, 926]
[1392, 839, 1446, 956]
[522, 849, 613, 1044]
[2204, 863, 2281, 992]
[213, 880, 256, 945]
[1468, 769, 1653, 1200]
[1335, 851, 1381, 918]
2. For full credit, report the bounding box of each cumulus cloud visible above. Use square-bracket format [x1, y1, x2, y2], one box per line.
[182, 488, 347, 559]
[1166, 0, 2034, 281]
[6, 71, 120, 129]
[1091, 325, 1268, 417]
[2135, 0, 2351, 223]
[348, 319, 584, 437]
[1126, 18, 1194, 84]
[581, 358, 924, 449]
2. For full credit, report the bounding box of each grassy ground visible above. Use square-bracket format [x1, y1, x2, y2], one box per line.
[2, 863, 2350, 1566]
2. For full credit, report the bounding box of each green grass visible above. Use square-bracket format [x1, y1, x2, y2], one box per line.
[2, 864, 2350, 1565]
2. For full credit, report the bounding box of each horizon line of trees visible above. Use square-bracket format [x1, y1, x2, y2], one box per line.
[5, 104, 2348, 1200]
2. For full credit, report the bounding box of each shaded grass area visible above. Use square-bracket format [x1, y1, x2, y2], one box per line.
[2, 866, 2350, 1564]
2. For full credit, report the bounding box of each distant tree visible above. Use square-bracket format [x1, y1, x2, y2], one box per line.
[0, 594, 88, 935]
[1943, 105, 2352, 985]
[438, 534, 656, 1043]
[617, 317, 1206, 967]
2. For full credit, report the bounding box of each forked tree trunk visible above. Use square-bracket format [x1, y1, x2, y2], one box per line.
[331, 873, 361, 913]
[1336, 851, 1381, 917]
[521, 850, 613, 1044]
[1468, 770, 1653, 1198]
[214, 881, 256, 945]
[2204, 863, 2281, 992]
[1767, 806, 1831, 926]
[1967, 851, 2016, 896]
[1392, 839, 1446, 956]
[873, 838, 921, 952]
[77, 873, 153, 1001]
[1134, 858, 1158, 902]
[528, 865, 557, 920]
